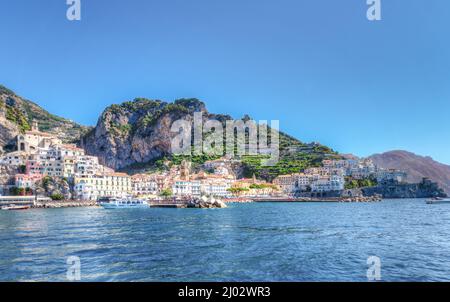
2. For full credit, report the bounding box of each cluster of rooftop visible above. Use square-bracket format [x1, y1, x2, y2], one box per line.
[0, 122, 408, 201]
[273, 158, 407, 196]
[0, 122, 278, 200]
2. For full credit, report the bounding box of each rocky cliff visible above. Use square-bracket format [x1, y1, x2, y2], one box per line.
[0, 164, 18, 190]
[0, 109, 19, 154]
[369, 150, 450, 195]
[0, 85, 90, 152]
[81, 98, 240, 170]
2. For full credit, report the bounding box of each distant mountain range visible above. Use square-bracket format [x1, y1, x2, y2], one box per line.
[369, 150, 450, 195]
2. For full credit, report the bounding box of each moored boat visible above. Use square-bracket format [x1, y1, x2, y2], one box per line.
[97, 197, 149, 209]
[1, 205, 31, 211]
[426, 197, 450, 204]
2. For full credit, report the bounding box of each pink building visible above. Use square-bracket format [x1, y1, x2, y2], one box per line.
[14, 173, 44, 189]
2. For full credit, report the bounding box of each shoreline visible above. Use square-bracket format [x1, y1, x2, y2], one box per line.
[10, 195, 425, 210]
[225, 195, 382, 203]
[32, 201, 99, 209]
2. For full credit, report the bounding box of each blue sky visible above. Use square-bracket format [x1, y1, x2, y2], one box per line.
[1, 0, 449, 164]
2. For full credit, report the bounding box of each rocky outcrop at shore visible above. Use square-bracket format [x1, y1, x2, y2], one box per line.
[370, 150, 450, 195]
[187, 196, 227, 208]
[362, 178, 447, 199]
[35, 176, 73, 200]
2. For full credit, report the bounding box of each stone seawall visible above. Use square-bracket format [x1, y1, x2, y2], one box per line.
[33, 201, 99, 209]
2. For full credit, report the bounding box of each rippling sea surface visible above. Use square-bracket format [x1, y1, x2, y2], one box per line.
[1, 199, 450, 281]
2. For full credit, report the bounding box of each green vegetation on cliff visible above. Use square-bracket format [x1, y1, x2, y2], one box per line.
[240, 138, 341, 181]
[0, 85, 16, 96]
[344, 177, 378, 190]
[5, 104, 31, 132]
[104, 98, 198, 134]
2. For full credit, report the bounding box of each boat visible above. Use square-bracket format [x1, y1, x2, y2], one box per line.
[97, 197, 149, 209]
[426, 197, 450, 204]
[1, 205, 31, 211]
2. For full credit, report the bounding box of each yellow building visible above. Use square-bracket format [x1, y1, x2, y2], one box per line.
[232, 177, 278, 197]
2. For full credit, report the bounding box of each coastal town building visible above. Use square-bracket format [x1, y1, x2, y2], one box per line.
[172, 179, 202, 197]
[272, 174, 297, 193]
[322, 158, 408, 184]
[231, 176, 277, 197]
[0, 121, 413, 201]
[171, 162, 236, 198]
[322, 158, 376, 179]
[203, 157, 241, 171]
[14, 173, 43, 190]
[376, 169, 407, 183]
[131, 174, 159, 197]
[310, 175, 345, 192]
[26, 152, 64, 177]
[16, 121, 62, 153]
[0, 151, 28, 166]
[75, 155, 104, 177]
[201, 179, 232, 197]
[273, 168, 346, 195]
[2, 123, 114, 183]
[172, 175, 233, 198]
[74, 173, 132, 200]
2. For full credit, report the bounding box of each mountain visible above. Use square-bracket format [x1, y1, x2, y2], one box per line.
[81, 98, 226, 169]
[369, 150, 450, 194]
[81, 98, 341, 179]
[0, 84, 343, 180]
[0, 85, 90, 152]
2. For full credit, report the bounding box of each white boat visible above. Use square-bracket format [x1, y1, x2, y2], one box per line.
[98, 197, 149, 209]
[1, 205, 31, 211]
[426, 197, 450, 204]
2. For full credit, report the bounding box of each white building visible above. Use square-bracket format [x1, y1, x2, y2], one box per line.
[75, 155, 101, 177]
[311, 175, 345, 192]
[323, 159, 376, 178]
[376, 169, 407, 183]
[16, 121, 62, 153]
[296, 174, 312, 191]
[14, 173, 43, 190]
[131, 174, 159, 196]
[172, 176, 233, 198]
[201, 179, 232, 197]
[0, 151, 28, 166]
[26, 152, 63, 177]
[172, 180, 201, 197]
[273, 175, 297, 194]
[74, 173, 132, 201]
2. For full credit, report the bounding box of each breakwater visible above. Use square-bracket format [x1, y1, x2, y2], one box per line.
[33, 201, 99, 209]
